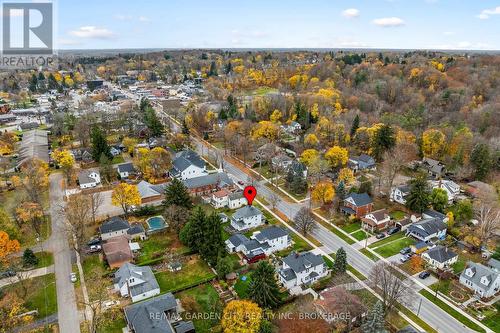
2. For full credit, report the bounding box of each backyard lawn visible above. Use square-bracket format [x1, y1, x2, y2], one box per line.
[136, 233, 189, 265]
[234, 274, 253, 299]
[389, 210, 406, 220]
[373, 237, 416, 258]
[155, 257, 216, 293]
[176, 284, 222, 332]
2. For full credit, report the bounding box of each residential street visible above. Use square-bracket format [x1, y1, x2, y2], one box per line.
[159, 106, 485, 333]
[49, 173, 81, 333]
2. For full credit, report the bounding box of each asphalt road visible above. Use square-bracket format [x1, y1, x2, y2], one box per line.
[49, 173, 81, 333]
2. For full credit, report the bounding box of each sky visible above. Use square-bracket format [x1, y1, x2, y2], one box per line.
[49, 0, 500, 50]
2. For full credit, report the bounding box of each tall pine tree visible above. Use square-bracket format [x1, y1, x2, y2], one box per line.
[248, 261, 281, 308]
[163, 178, 192, 209]
[405, 174, 431, 213]
[333, 247, 347, 274]
[350, 114, 360, 137]
[90, 126, 112, 161]
[362, 301, 387, 333]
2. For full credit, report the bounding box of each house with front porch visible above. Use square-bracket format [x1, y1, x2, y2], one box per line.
[230, 205, 264, 231]
[406, 218, 447, 242]
[341, 193, 373, 218]
[421, 245, 458, 270]
[361, 209, 391, 232]
[459, 262, 500, 298]
[278, 251, 329, 290]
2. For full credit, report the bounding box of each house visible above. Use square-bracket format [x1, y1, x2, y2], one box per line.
[117, 162, 136, 179]
[71, 148, 93, 163]
[100, 216, 130, 241]
[228, 191, 247, 209]
[110, 146, 121, 157]
[341, 193, 373, 218]
[361, 209, 391, 232]
[230, 205, 264, 231]
[348, 154, 376, 172]
[411, 241, 430, 254]
[211, 188, 230, 209]
[137, 180, 166, 203]
[421, 245, 458, 270]
[127, 223, 147, 241]
[288, 160, 308, 178]
[390, 185, 411, 205]
[225, 226, 291, 256]
[182, 172, 233, 196]
[278, 251, 329, 289]
[124, 293, 195, 333]
[271, 153, 293, 170]
[78, 170, 101, 189]
[429, 180, 460, 203]
[487, 258, 500, 272]
[422, 209, 448, 223]
[102, 236, 133, 269]
[114, 263, 160, 302]
[16, 122, 39, 131]
[281, 121, 301, 134]
[421, 157, 445, 178]
[459, 262, 500, 298]
[406, 218, 447, 242]
[170, 149, 207, 180]
[254, 142, 281, 162]
[17, 130, 49, 167]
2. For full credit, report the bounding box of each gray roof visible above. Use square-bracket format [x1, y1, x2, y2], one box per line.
[78, 169, 100, 185]
[424, 245, 457, 263]
[351, 154, 375, 165]
[279, 267, 297, 281]
[282, 251, 325, 274]
[488, 258, 500, 272]
[423, 209, 446, 221]
[346, 192, 373, 206]
[124, 293, 181, 333]
[137, 180, 165, 199]
[117, 162, 135, 173]
[232, 205, 262, 221]
[100, 216, 130, 234]
[422, 157, 445, 174]
[227, 234, 250, 247]
[229, 191, 244, 200]
[127, 223, 145, 236]
[172, 149, 205, 172]
[182, 172, 233, 189]
[407, 218, 446, 239]
[17, 130, 49, 166]
[460, 261, 500, 293]
[253, 226, 289, 243]
[114, 263, 159, 298]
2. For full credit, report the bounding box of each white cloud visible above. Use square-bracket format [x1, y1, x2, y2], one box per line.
[372, 17, 405, 27]
[114, 14, 132, 21]
[69, 26, 116, 39]
[138, 16, 150, 22]
[342, 8, 360, 18]
[477, 6, 500, 19]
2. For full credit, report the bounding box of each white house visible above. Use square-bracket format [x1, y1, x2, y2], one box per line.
[114, 263, 160, 303]
[460, 262, 500, 298]
[278, 251, 329, 290]
[228, 191, 247, 209]
[406, 218, 447, 242]
[169, 149, 207, 180]
[117, 162, 136, 179]
[230, 205, 264, 231]
[429, 179, 460, 203]
[99, 217, 130, 241]
[78, 169, 101, 189]
[211, 188, 230, 209]
[421, 245, 458, 270]
[390, 184, 411, 205]
[226, 226, 291, 256]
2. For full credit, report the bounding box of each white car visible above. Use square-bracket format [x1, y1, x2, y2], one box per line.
[70, 272, 77, 283]
[102, 300, 120, 309]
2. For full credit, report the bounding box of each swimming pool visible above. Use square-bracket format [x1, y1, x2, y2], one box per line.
[146, 215, 167, 233]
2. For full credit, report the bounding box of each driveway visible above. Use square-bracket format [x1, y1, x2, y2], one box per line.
[49, 173, 81, 333]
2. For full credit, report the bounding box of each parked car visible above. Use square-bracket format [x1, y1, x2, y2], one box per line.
[89, 245, 102, 253]
[87, 238, 101, 247]
[70, 272, 77, 283]
[375, 233, 386, 239]
[419, 271, 430, 279]
[0, 269, 16, 278]
[400, 254, 411, 263]
[237, 180, 245, 186]
[400, 247, 411, 255]
[102, 300, 120, 309]
[388, 226, 401, 235]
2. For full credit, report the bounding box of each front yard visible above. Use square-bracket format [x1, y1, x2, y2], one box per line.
[373, 237, 416, 258]
[154, 256, 216, 293]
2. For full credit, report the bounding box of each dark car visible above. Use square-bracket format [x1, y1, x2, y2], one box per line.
[87, 238, 101, 247]
[375, 233, 386, 239]
[0, 269, 16, 278]
[419, 271, 431, 279]
[387, 226, 401, 235]
[237, 180, 245, 186]
[400, 247, 411, 255]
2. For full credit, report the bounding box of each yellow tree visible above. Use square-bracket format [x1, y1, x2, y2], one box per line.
[300, 149, 319, 167]
[422, 129, 446, 158]
[133, 147, 152, 178]
[16, 202, 44, 234]
[304, 133, 319, 147]
[311, 181, 335, 205]
[13, 158, 49, 205]
[324, 146, 348, 169]
[448, 127, 473, 165]
[51, 149, 75, 181]
[269, 109, 282, 124]
[148, 147, 172, 181]
[122, 137, 138, 154]
[338, 168, 355, 185]
[0, 231, 20, 264]
[111, 183, 141, 216]
[251, 121, 279, 142]
[221, 300, 262, 333]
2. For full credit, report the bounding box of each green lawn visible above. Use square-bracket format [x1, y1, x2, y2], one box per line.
[351, 230, 368, 241]
[111, 155, 125, 164]
[323, 256, 334, 269]
[176, 284, 222, 332]
[481, 302, 500, 333]
[374, 237, 416, 258]
[419, 290, 485, 333]
[34, 251, 54, 269]
[82, 255, 109, 277]
[368, 231, 405, 248]
[3, 273, 57, 318]
[347, 265, 367, 280]
[360, 248, 380, 261]
[136, 233, 189, 265]
[98, 314, 127, 333]
[340, 222, 361, 233]
[234, 274, 252, 299]
[390, 210, 406, 220]
[155, 258, 216, 293]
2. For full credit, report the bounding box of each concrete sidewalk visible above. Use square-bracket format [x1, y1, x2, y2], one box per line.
[0, 265, 55, 288]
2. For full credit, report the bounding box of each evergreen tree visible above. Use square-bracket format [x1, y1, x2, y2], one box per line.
[22, 249, 39, 267]
[216, 255, 233, 279]
[179, 207, 205, 250]
[37, 71, 45, 81]
[181, 119, 190, 135]
[372, 124, 396, 161]
[47, 73, 58, 90]
[29, 74, 38, 92]
[163, 178, 192, 209]
[430, 188, 448, 213]
[333, 247, 347, 274]
[248, 261, 281, 308]
[470, 143, 492, 181]
[225, 61, 232, 74]
[362, 301, 387, 333]
[350, 114, 360, 137]
[90, 126, 112, 161]
[405, 175, 431, 213]
[294, 101, 308, 128]
[336, 180, 347, 201]
[200, 212, 224, 266]
[144, 106, 164, 137]
[208, 61, 218, 76]
[99, 154, 114, 184]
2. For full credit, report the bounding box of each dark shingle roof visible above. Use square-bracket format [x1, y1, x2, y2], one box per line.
[346, 192, 373, 206]
[117, 162, 135, 173]
[227, 234, 250, 247]
[282, 251, 325, 274]
[100, 216, 130, 234]
[183, 172, 233, 189]
[124, 293, 179, 333]
[424, 245, 457, 263]
[127, 223, 145, 235]
[253, 226, 289, 243]
[407, 218, 446, 239]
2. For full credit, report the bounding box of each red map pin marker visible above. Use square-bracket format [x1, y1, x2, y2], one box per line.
[243, 185, 257, 206]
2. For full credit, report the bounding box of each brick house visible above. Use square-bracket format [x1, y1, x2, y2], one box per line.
[341, 193, 373, 218]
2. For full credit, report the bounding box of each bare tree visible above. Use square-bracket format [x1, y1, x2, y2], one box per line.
[379, 143, 417, 195]
[474, 203, 500, 248]
[269, 192, 280, 211]
[293, 207, 316, 236]
[61, 194, 92, 255]
[88, 192, 104, 225]
[368, 261, 416, 314]
[81, 268, 109, 333]
[163, 204, 189, 234]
